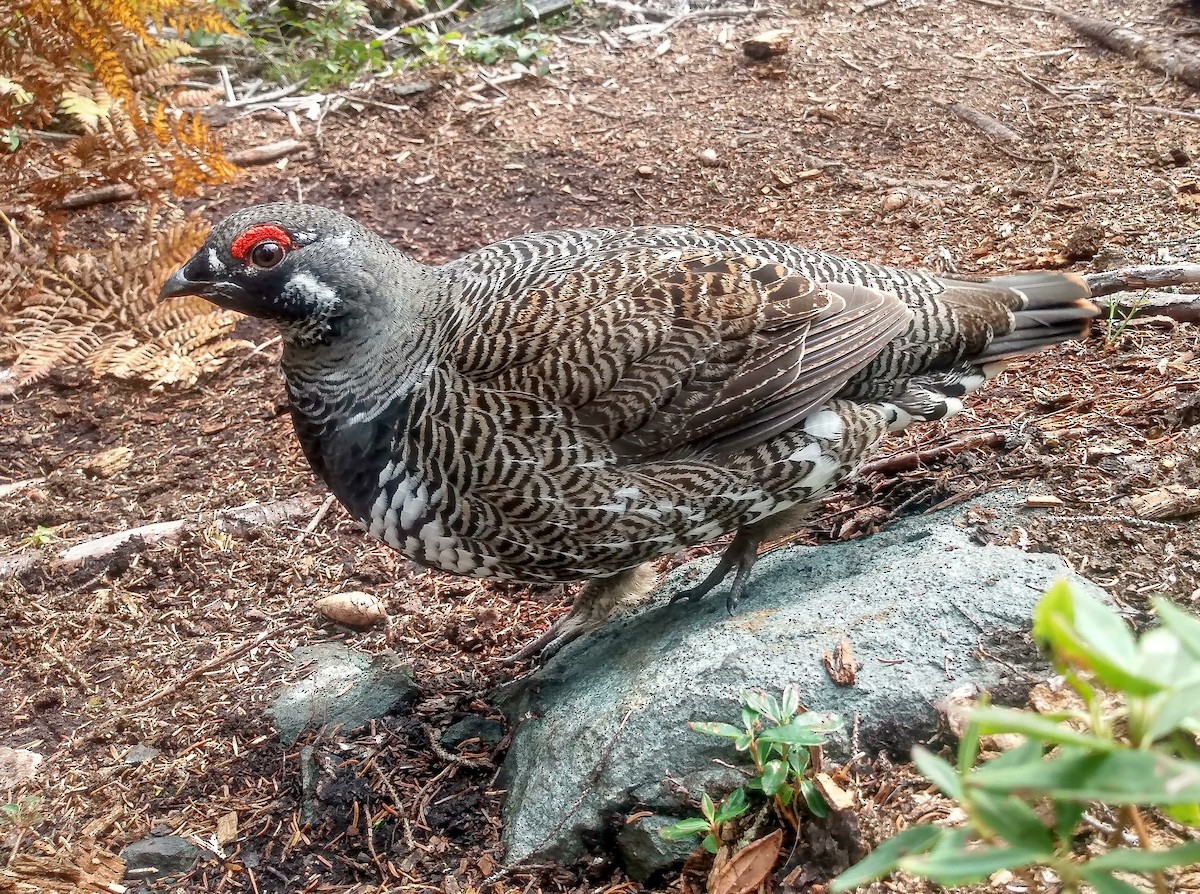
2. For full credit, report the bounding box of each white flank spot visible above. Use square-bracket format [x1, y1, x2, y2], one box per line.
[400, 482, 429, 529]
[880, 402, 915, 432]
[614, 486, 641, 500]
[942, 397, 965, 419]
[804, 409, 844, 441]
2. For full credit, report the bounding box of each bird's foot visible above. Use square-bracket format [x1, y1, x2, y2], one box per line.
[668, 530, 762, 614]
[498, 565, 656, 666]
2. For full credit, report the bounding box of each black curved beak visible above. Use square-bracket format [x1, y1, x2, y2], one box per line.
[159, 252, 253, 311]
[159, 266, 203, 301]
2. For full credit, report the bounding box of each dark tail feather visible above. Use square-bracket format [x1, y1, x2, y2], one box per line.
[977, 271, 1098, 363]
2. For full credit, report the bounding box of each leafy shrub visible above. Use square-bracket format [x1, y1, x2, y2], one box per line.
[660, 687, 842, 853]
[833, 581, 1200, 893]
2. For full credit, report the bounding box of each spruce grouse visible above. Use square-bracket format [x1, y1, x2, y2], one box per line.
[161, 203, 1102, 658]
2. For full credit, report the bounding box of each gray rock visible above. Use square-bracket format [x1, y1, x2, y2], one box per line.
[616, 814, 697, 882]
[441, 715, 505, 750]
[269, 644, 417, 744]
[123, 744, 159, 765]
[121, 834, 201, 881]
[498, 493, 1111, 867]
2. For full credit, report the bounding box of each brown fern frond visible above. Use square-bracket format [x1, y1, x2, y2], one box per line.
[0, 323, 104, 395]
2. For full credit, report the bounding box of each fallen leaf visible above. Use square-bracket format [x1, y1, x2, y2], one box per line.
[707, 829, 783, 894]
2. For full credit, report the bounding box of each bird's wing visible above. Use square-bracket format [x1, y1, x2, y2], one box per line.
[453, 246, 912, 460]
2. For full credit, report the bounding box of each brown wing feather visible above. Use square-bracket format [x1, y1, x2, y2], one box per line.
[455, 247, 913, 460]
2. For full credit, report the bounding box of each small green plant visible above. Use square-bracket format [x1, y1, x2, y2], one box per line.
[659, 687, 842, 851]
[21, 524, 59, 548]
[660, 788, 749, 854]
[833, 581, 1200, 893]
[1103, 294, 1143, 350]
[1, 796, 42, 829]
[404, 27, 550, 74]
[230, 0, 389, 88]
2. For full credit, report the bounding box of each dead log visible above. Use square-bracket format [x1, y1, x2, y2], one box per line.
[1094, 290, 1200, 324]
[1055, 9, 1200, 90]
[461, 0, 573, 35]
[1084, 262, 1200, 297]
[0, 498, 317, 579]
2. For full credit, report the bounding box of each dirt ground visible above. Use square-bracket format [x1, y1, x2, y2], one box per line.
[5, 0, 1200, 891]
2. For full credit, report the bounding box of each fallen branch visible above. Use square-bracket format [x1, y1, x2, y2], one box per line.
[1083, 262, 1200, 297]
[0, 477, 45, 500]
[859, 432, 1007, 477]
[52, 139, 306, 210]
[1055, 9, 1200, 90]
[941, 101, 1023, 143]
[0, 498, 317, 579]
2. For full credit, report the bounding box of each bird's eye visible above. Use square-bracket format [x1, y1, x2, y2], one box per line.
[250, 241, 285, 269]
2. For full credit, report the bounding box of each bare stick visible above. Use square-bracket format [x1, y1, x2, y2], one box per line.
[0, 498, 317, 579]
[859, 432, 1006, 477]
[52, 140, 304, 211]
[226, 138, 305, 166]
[1055, 9, 1200, 90]
[1084, 262, 1200, 297]
[403, 0, 467, 29]
[941, 101, 1023, 142]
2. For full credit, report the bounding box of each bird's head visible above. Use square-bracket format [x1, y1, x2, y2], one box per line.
[160, 203, 402, 346]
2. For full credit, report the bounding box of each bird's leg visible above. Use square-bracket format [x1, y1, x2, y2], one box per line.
[669, 506, 815, 614]
[499, 564, 657, 665]
[668, 527, 762, 614]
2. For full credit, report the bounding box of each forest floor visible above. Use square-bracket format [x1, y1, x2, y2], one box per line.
[4, 0, 1200, 892]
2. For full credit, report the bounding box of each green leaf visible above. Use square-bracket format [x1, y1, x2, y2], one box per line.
[659, 817, 710, 839]
[787, 746, 810, 775]
[702, 833, 719, 854]
[1086, 840, 1200, 872]
[912, 747, 963, 800]
[741, 706, 759, 731]
[758, 724, 827, 747]
[967, 790, 1054, 854]
[1032, 580, 1163, 696]
[971, 746, 1200, 804]
[1139, 681, 1200, 744]
[1154, 597, 1200, 661]
[1164, 802, 1200, 827]
[829, 825, 946, 891]
[1078, 868, 1150, 894]
[689, 721, 744, 740]
[742, 689, 775, 718]
[760, 760, 787, 796]
[969, 705, 1115, 750]
[780, 684, 800, 721]
[715, 787, 748, 823]
[901, 844, 1047, 885]
[1053, 800, 1086, 845]
[734, 733, 753, 752]
[701, 792, 716, 822]
[777, 785, 793, 806]
[800, 779, 829, 818]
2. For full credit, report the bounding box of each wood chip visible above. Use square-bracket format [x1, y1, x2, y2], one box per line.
[812, 772, 854, 812]
[822, 636, 859, 686]
[743, 29, 791, 61]
[1129, 485, 1200, 520]
[217, 810, 238, 845]
[1025, 494, 1065, 508]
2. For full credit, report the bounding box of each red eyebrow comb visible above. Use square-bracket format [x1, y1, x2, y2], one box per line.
[231, 224, 293, 262]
